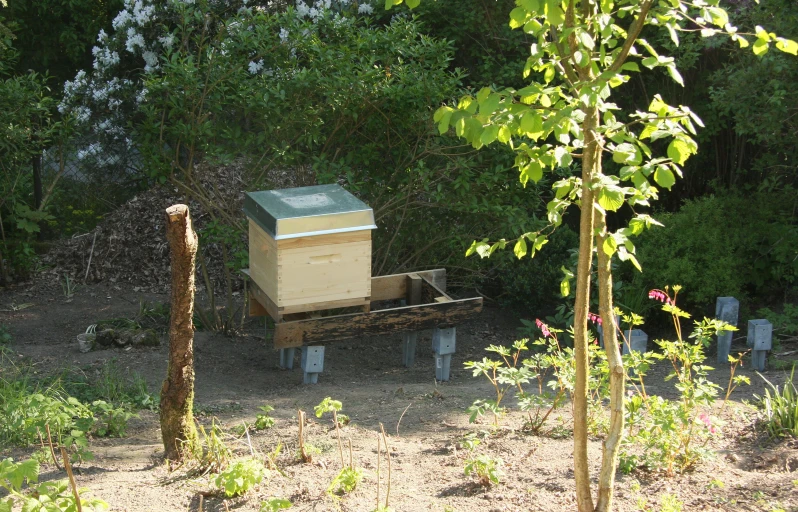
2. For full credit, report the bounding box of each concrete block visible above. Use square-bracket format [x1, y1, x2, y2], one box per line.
[435, 353, 452, 381]
[432, 327, 456, 355]
[301, 346, 325, 373]
[402, 332, 418, 367]
[279, 347, 296, 369]
[303, 372, 319, 384]
[622, 329, 648, 356]
[747, 319, 773, 351]
[716, 297, 739, 364]
[751, 350, 767, 372]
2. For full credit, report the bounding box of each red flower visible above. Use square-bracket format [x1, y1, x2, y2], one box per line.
[588, 312, 603, 326]
[648, 289, 672, 305]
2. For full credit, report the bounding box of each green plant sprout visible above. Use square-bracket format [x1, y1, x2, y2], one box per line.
[214, 457, 266, 497]
[255, 405, 276, 430]
[755, 365, 798, 438]
[721, 351, 751, 411]
[315, 397, 346, 468]
[464, 454, 503, 487]
[0, 457, 108, 511]
[327, 466, 364, 496]
[260, 497, 292, 511]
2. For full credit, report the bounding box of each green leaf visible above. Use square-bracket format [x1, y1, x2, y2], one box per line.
[546, 0, 564, 26]
[498, 125, 512, 144]
[533, 235, 548, 251]
[521, 111, 544, 139]
[667, 139, 691, 165]
[776, 37, 798, 55]
[753, 38, 769, 56]
[666, 64, 684, 86]
[598, 188, 625, 211]
[405, 0, 420, 8]
[603, 236, 617, 256]
[578, 31, 595, 50]
[514, 238, 528, 259]
[509, 7, 527, 29]
[553, 146, 572, 168]
[612, 143, 641, 165]
[481, 125, 499, 145]
[520, 161, 543, 186]
[706, 7, 728, 27]
[653, 167, 676, 189]
[479, 93, 501, 115]
[520, 0, 542, 12]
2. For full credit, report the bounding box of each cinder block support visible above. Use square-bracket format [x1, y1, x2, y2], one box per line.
[402, 332, 418, 367]
[715, 297, 740, 364]
[621, 329, 648, 356]
[279, 347, 296, 369]
[301, 346, 325, 384]
[748, 319, 772, 372]
[432, 327, 456, 381]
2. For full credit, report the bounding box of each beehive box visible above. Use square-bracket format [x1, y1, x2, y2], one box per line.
[244, 185, 376, 316]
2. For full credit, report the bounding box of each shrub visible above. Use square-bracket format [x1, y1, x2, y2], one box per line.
[214, 458, 266, 498]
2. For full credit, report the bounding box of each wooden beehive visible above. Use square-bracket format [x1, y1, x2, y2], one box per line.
[244, 185, 376, 317]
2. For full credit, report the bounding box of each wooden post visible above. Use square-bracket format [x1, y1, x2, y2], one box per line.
[160, 204, 199, 461]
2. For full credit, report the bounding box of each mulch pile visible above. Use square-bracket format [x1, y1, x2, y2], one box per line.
[44, 161, 312, 294]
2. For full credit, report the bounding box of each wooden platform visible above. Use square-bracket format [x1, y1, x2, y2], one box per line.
[244, 269, 483, 349]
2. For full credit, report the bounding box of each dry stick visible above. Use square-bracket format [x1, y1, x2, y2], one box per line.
[376, 433, 381, 511]
[45, 424, 62, 470]
[298, 410, 309, 462]
[244, 422, 255, 457]
[380, 424, 392, 509]
[333, 410, 345, 468]
[83, 231, 97, 283]
[223, 501, 230, 512]
[396, 403, 412, 437]
[198, 494, 203, 512]
[59, 446, 82, 512]
[348, 438, 353, 470]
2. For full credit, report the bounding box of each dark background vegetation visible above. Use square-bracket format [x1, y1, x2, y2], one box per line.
[0, 0, 795, 328]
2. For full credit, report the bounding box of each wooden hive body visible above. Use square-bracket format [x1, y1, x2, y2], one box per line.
[244, 185, 375, 317]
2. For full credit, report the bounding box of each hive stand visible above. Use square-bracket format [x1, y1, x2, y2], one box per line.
[715, 297, 740, 364]
[747, 319, 772, 372]
[245, 268, 482, 384]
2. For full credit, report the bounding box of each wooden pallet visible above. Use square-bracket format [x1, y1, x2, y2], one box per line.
[244, 269, 483, 349]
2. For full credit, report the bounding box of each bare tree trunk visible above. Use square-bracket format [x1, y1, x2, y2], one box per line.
[595, 214, 625, 512]
[160, 204, 199, 461]
[573, 106, 600, 512]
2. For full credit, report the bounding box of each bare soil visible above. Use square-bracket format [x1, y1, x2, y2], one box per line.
[1, 279, 797, 512]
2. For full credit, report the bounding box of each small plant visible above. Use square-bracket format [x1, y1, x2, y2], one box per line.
[464, 454, 502, 487]
[0, 323, 11, 345]
[260, 497, 292, 511]
[315, 397, 346, 467]
[755, 366, 798, 438]
[90, 400, 136, 437]
[722, 350, 751, 410]
[327, 466, 364, 496]
[255, 405, 276, 430]
[61, 274, 77, 300]
[0, 457, 108, 511]
[192, 421, 233, 474]
[214, 458, 266, 497]
[659, 493, 684, 512]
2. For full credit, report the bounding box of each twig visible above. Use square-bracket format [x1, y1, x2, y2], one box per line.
[298, 410, 309, 462]
[45, 424, 62, 470]
[348, 438, 353, 470]
[380, 424, 392, 509]
[396, 403, 412, 437]
[376, 433, 381, 510]
[198, 494, 204, 512]
[243, 422, 255, 457]
[59, 446, 82, 512]
[83, 231, 97, 283]
[333, 410, 345, 469]
[224, 501, 230, 512]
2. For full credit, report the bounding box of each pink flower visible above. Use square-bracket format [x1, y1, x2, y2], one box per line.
[588, 312, 603, 326]
[698, 413, 717, 434]
[535, 318, 551, 338]
[648, 289, 672, 305]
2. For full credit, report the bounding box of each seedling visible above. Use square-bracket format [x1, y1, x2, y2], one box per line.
[255, 405, 276, 430]
[721, 350, 751, 410]
[260, 498, 292, 511]
[464, 454, 502, 487]
[315, 397, 346, 467]
[214, 457, 265, 497]
[61, 274, 77, 300]
[327, 466, 363, 496]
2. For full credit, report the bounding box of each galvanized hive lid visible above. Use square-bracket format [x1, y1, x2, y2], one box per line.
[244, 184, 377, 240]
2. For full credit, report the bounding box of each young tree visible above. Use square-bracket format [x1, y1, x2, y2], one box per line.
[390, 0, 796, 510]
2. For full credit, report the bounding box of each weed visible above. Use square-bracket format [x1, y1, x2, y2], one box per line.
[327, 466, 363, 495]
[214, 457, 265, 497]
[192, 420, 233, 475]
[0, 323, 11, 345]
[755, 365, 798, 438]
[255, 405, 276, 429]
[89, 400, 136, 437]
[260, 498, 292, 511]
[315, 397, 346, 467]
[61, 274, 77, 300]
[464, 454, 502, 487]
[0, 457, 108, 511]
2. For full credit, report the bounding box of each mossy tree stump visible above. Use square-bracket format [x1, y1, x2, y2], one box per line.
[160, 204, 199, 461]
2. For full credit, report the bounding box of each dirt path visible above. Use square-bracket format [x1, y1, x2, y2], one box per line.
[1, 281, 796, 512]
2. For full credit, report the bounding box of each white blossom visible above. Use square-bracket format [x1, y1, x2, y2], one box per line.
[248, 59, 264, 74]
[97, 29, 108, 42]
[132, 0, 155, 25]
[279, 27, 289, 43]
[126, 28, 145, 53]
[142, 50, 160, 72]
[112, 9, 132, 30]
[158, 34, 175, 49]
[136, 88, 148, 104]
[358, 3, 373, 14]
[296, 1, 310, 17]
[75, 106, 92, 124]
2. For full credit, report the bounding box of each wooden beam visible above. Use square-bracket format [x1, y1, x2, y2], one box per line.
[273, 297, 482, 348]
[371, 269, 446, 301]
[406, 273, 422, 306]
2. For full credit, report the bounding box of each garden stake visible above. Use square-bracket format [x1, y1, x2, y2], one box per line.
[348, 438, 353, 469]
[380, 423, 392, 509]
[59, 445, 82, 512]
[198, 494, 203, 512]
[376, 433, 381, 510]
[297, 409, 309, 462]
[396, 403, 411, 437]
[45, 424, 62, 470]
[333, 410, 344, 468]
